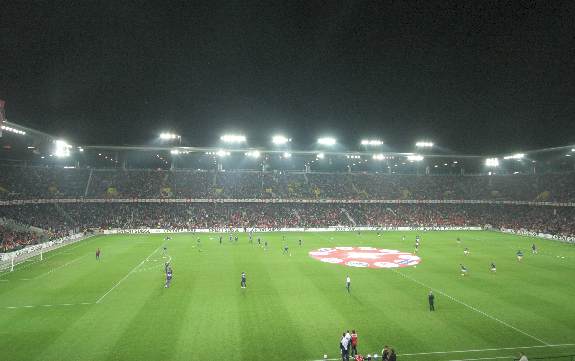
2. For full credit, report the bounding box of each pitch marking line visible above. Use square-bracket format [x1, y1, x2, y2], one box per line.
[307, 343, 575, 361]
[34, 254, 88, 280]
[0, 235, 96, 278]
[95, 245, 162, 304]
[3, 302, 94, 310]
[392, 269, 550, 346]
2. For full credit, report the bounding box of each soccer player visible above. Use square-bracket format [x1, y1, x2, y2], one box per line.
[299, 239, 302, 246]
[165, 267, 173, 288]
[162, 245, 168, 257]
[402, 235, 406, 241]
[517, 250, 524, 262]
[350, 330, 358, 357]
[414, 242, 420, 254]
[196, 237, 201, 252]
[241, 272, 247, 288]
[264, 240, 268, 250]
[229, 233, 233, 242]
[346, 275, 351, 293]
[257, 237, 261, 246]
[532, 243, 538, 254]
[456, 237, 461, 244]
[219, 235, 222, 245]
[234, 235, 238, 243]
[249, 233, 253, 244]
[96, 248, 101, 261]
[283, 244, 289, 255]
[428, 290, 435, 311]
[165, 261, 170, 274]
[460, 264, 468, 276]
[490, 262, 497, 273]
[464, 247, 470, 256]
[377, 231, 381, 237]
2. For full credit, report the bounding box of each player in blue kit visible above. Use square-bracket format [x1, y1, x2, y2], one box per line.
[165, 266, 173, 288]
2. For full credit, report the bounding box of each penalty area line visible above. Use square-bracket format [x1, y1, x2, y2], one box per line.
[392, 269, 551, 346]
[95, 245, 162, 304]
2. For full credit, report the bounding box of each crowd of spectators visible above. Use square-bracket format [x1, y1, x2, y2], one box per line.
[0, 224, 42, 252]
[1, 203, 573, 251]
[1, 165, 575, 202]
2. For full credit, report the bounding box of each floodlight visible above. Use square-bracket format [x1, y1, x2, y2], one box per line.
[372, 154, 385, 160]
[485, 158, 499, 167]
[407, 155, 424, 161]
[245, 150, 260, 158]
[317, 137, 336, 146]
[361, 139, 383, 146]
[54, 140, 72, 158]
[415, 141, 434, 148]
[272, 135, 290, 145]
[221, 134, 246, 143]
[159, 132, 180, 140]
[503, 153, 524, 160]
[216, 150, 230, 157]
[316, 153, 325, 159]
[282, 152, 292, 158]
[571, 148, 574, 152]
[1, 125, 26, 135]
[170, 149, 180, 155]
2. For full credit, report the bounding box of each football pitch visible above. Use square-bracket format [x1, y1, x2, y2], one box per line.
[1, 230, 574, 361]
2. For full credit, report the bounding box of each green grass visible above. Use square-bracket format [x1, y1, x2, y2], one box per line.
[1, 230, 574, 361]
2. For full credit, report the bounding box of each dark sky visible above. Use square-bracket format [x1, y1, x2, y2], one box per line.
[1, 1, 574, 154]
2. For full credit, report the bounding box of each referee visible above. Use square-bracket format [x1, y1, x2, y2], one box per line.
[428, 290, 435, 311]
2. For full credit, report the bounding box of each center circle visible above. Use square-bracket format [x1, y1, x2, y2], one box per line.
[309, 246, 421, 269]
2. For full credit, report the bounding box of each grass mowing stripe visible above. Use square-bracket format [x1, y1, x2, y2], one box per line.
[392, 269, 550, 346]
[95, 245, 162, 304]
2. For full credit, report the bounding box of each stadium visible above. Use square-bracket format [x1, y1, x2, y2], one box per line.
[1, 3, 575, 361]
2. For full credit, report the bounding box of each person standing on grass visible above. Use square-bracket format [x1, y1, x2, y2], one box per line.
[350, 330, 358, 357]
[490, 262, 497, 273]
[96, 248, 100, 261]
[346, 275, 351, 293]
[518, 352, 528, 361]
[241, 272, 247, 288]
[165, 267, 173, 288]
[428, 290, 435, 311]
[219, 235, 222, 245]
[340, 332, 349, 361]
[517, 250, 524, 262]
[531, 244, 538, 254]
[388, 348, 397, 361]
[381, 346, 390, 360]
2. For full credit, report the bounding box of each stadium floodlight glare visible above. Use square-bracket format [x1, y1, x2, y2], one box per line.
[503, 153, 525, 160]
[485, 158, 499, 167]
[159, 132, 180, 140]
[317, 137, 336, 146]
[361, 139, 384, 146]
[245, 150, 260, 158]
[372, 153, 386, 160]
[407, 155, 424, 161]
[272, 135, 290, 145]
[1, 125, 26, 135]
[316, 152, 325, 159]
[54, 140, 72, 158]
[170, 149, 180, 155]
[216, 150, 230, 157]
[221, 134, 246, 143]
[415, 141, 434, 148]
[282, 152, 292, 158]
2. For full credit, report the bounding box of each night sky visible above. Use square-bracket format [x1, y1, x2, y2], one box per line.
[1, 1, 574, 154]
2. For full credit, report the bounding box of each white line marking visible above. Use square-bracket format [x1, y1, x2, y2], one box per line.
[34, 254, 87, 280]
[307, 343, 575, 361]
[399, 343, 575, 357]
[95, 245, 161, 304]
[444, 356, 513, 361]
[392, 269, 551, 346]
[3, 302, 94, 310]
